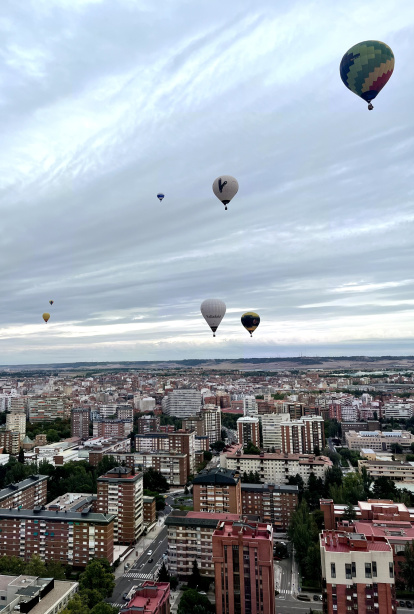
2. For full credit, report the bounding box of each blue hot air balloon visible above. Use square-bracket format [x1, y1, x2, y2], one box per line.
[157, 193, 165, 202]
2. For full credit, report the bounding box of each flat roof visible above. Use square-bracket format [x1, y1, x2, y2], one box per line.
[0, 508, 115, 524]
[241, 483, 299, 494]
[166, 510, 240, 528]
[28, 581, 78, 614]
[193, 468, 239, 485]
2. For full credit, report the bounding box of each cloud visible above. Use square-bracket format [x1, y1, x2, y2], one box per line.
[0, 0, 414, 363]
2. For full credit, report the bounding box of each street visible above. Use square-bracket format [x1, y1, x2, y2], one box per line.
[108, 526, 168, 608]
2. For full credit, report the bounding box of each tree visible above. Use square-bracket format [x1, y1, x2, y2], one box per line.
[210, 440, 225, 452]
[313, 445, 321, 457]
[46, 429, 61, 443]
[26, 555, 47, 577]
[204, 451, 212, 461]
[410, 442, 414, 454]
[45, 560, 66, 580]
[79, 560, 115, 599]
[221, 429, 227, 441]
[61, 594, 89, 614]
[90, 605, 118, 614]
[400, 539, 414, 590]
[372, 476, 398, 501]
[188, 559, 202, 589]
[373, 411, 378, 421]
[390, 443, 403, 454]
[157, 562, 170, 583]
[287, 474, 304, 499]
[243, 442, 261, 455]
[342, 502, 357, 522]
[143, 468, 169, 493]
[18, 449, 25, 464]
[177, 589, 214, 614]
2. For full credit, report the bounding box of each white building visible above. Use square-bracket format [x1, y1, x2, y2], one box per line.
[6, 412, 26, 441]
[162, 389, 202, 418]
[140, 397, 156, 412]
[260, 413, 290, 451]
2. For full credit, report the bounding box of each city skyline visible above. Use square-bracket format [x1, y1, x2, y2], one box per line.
[1, 1, 414, 364]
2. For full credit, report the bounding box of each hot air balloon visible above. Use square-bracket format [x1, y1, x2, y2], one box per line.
[200, 299, 226, 337]
[157, 193, 165, 202]
[241, 312, 260, 337]
[340, 41, 394, 110]
[43, 313, 50, 323]
[212, 176, 239, 210]
[49, 300, 54, 305]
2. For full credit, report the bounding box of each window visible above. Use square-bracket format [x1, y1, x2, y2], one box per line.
[389, 562, 394, 578]
[345, 564, 352, 579]
[372, 562, 377, 578]
[352, 562, 356, 577]
[330, 563, 336, 578]
[365, 563, 372, 578]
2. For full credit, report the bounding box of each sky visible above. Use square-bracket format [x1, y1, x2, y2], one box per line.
[1, 0, 414, 364]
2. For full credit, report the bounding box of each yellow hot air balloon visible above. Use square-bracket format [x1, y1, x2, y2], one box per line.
[43, 313, 50, 323]
[241, 311, 260, 337]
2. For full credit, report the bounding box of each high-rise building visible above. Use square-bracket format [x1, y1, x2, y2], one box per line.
[97, 466, 143, 544]
[320, 530, 396, 614]
[0, 475, 48, 508]
[202, 405, 221, 444]
[260, 413, 290, 451]
[182, 415, 204, 436]
[192, 468, 241, 514]
[93, 418, 133, 438]
[139, 397, 156, 412]
[212, 520, 275, 614]
[168, 431, 195, 476]
[6, 412, 26, 441]
[28, 397, 68, 422]
[111, 451, 189, 486]
[241, 483, 298, 530]
[136, 415, 160, 434]
[237, 416, 260, 448]
[0, 430, 20, 454]
[71, 408, 90, 440]
[281, 415, 324, 454]
[9, 397, 28, 414]
[162, 389, 202, 418]
[0, 508, 115, 567]
[243, 396, 257, 416]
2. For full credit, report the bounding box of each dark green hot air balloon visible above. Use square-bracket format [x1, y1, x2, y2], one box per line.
[340, 40, 394, 110]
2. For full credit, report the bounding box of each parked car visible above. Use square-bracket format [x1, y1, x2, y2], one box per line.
[123, 594, 129, 600]
[313, 595, 320, 601]
[406, 601, 413, 609]
[148, 558, 153, 563]
[400, 601, 406, 607]
[147, 550, 153, 556]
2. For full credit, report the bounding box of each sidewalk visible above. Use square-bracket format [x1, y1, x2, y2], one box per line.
[114, 520, 167, 580]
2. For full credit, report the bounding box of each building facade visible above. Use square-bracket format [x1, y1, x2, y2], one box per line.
[162, 389, 202, 418]
[193, 468, 241, 514]
[5, 412, 26, 441]
[237, 417, 260, 448]
[212, 520, 275, 614]
[345, 430, 414, 451]
[241, 483, 298, 530]
[28, 398, 67, 422]
[120, 582, 170, 614]
[0, 475, 48, 509]
[97, 467, 144, 544]
[71, 408, 90, 440]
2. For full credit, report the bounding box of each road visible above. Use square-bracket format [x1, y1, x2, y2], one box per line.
[108, 526, 168, 608]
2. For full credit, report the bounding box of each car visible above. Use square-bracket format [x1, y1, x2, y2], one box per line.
[407, 602, 413, 609]
[123, 594, 129, 601]
[148, 558, 153, 563]
[125, 563, 130, 569]
[400, 601, 406, 607]
[147, 550, 153, 556]
[198, 592, 207, 595]
[313, 595, 320, 601]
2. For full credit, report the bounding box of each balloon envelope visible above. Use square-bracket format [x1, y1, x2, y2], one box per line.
[43, 313, 50, 323]
[340, 41, 394, 108]
[241, 312, 260, 337]
[49, 300, 54, 305]
[212, 176, 239, 210]
[157, 193, 165, 201]
[200, 299, 226, 336]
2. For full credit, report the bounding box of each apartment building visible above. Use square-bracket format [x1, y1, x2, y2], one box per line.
[358, 458, 414, 481]
[0, 508, 115, 567]
[237, 416, 260, 448]
[223, 449, 332, 485]
[0, 475, 48, 509]
[281, 415, 324, 454]
[320, 530, 396, 614]
[93, 418, 133, 438]
[9, 396, 28, 413]
[0, 576, 78, 614]
[166, 511, 240, 578]
[6, 412, 26, 441]
[143, 496, 157, 531]
[28, 398, 67, 422]
[162, 389, 202, 418]
[192, 468, 241, 514]
[182, 415, 204, 436]
[345, 430, 414, 451]
[135, 415, 160, 434]
[0, 430, 20, 454]
[241, 483, 298, 530]
[212, 520, 275, 614]
[115, 451, 188, 486]
[97, 467, 143, 544]
[202, 405, 221, 444]
[121, 582, 170, 614]
[135, 431, 195, 475]
[71, 408, 89, 440]
[260, 413, 289, 451]
[84, 436, 131, 466]
[383, 401, 414, 420]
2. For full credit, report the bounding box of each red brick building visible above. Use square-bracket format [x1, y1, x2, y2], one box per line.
[0, 474, 48, 509]
[71, 407, 90, 439]
[121, 582, 170, 614]
[241, 483, 298, 530]
[212, 520, 275, 614]
[193, 468, 241, 514]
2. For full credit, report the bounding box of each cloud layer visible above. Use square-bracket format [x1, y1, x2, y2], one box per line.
[1, 0, 414, 363]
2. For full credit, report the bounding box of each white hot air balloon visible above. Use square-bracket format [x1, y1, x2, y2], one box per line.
[200, 299, 226, 337]
[212, 176, 239, 210]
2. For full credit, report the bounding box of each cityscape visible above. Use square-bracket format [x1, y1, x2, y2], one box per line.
[1, 1, 414, 614]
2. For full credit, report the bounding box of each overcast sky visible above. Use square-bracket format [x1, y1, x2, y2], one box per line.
[1, 0, 414, 365]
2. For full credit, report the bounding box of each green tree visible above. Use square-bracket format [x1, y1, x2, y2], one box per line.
[390, 443, 403, 454]
[61, 594, 89, 614]
[177, 589, 214, 614]
[18, 449, 25, 464]
[372, 476, 398, 501]
[45, 560, 66, 580]
[188, 559, 202, 589]
[143, 468, 169, 493]
[305, 542, 322, 585]
[313, 445, 321, 457]
[79, 560, 115, 599]
[243, 442, 261, 455]
[96, 455, 118, 477]
[287, 474, 305, 500]
[342, 502, 357, 522]
[81, 589, 106, 609]
[90, 605, 118, 614]
[204, 451, 212, 462]
[399, 539, 414, 590]
[46, 429, 61, 443]
[210, 440, 225, 452]
[26, 555, 47, 577]
[157, 562, 170, 583]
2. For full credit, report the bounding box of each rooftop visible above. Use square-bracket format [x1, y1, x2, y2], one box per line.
[193, 467, 239, 485]
[321, 530, 392, 553]
[0, 475, 48, 502]
[121, 581, 169, 614]
[165, 510, 240, 528]
[0, 507, 115, 524]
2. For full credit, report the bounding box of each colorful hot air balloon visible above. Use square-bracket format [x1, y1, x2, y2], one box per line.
[157, 193, 165, 202]
[43, 313, 50, 323]
[200, 299, 226, 337]
[340, 40, 394, 110]
[212, 176, 239, 210]
[49, 300, 54, 305]
[241, 312, 260, 337]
